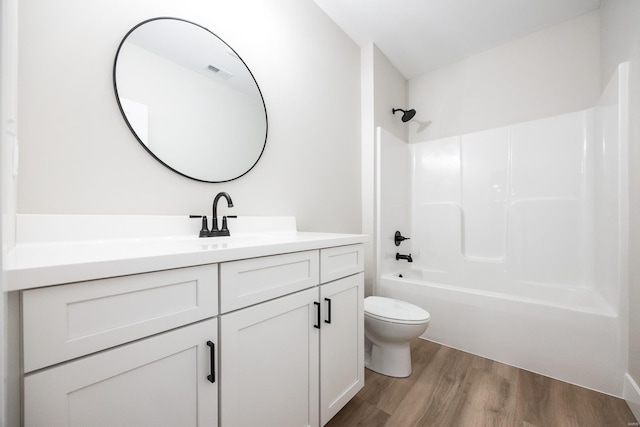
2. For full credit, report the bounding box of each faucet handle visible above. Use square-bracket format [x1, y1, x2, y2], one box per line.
[190, 215, 210, 238]
[221, 215, 237, 233]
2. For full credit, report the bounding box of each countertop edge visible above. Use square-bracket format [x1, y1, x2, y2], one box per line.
[6, 233, 368, 291]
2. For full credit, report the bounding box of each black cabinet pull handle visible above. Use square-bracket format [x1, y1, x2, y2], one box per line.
[206, 341, 215, 383]
[324, 298, 332, 324]
[314, 301, 321, 329]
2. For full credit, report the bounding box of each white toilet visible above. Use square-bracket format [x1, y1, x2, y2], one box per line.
[364, 296, 430, 378]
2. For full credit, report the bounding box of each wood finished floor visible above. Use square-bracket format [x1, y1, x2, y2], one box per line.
[327, 339, 638, 427]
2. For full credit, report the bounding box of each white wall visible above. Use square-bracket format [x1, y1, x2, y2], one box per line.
[361, 44, 408, 295]
[1, 0, 19, 423]
[601, 0, 640, 418]
[372, 47, 409, 143]
[409, 11, 601, 142]
[16, 0, 361, 234]
[360, 45, 376, 296]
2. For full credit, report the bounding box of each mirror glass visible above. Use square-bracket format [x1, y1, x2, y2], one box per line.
[113, 18, 267, 182]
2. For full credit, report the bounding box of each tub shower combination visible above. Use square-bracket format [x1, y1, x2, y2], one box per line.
[375, 64, 629, 396]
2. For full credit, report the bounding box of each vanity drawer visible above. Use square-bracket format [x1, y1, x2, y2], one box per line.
[320, 244, 364, 283]
[22, 264, 218, 373]
[220, 250, 319, 313]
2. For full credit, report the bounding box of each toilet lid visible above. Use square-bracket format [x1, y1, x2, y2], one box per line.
[364, 296, 430, 324]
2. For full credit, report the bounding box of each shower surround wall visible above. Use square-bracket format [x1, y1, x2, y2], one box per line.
[412, 111, 593, 296]
[376, 64, 628, 396]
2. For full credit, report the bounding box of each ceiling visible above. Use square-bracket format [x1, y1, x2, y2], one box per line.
[313, 0, 602, 79]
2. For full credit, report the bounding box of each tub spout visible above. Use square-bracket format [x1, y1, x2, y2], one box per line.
[396, 253, 413, 262]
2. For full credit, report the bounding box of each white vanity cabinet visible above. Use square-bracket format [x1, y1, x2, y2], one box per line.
[21, 265, 220, 427]
[16, 235, 365, 427]
[219, 244, 364, 427]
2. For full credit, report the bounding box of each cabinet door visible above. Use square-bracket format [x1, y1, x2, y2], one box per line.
[220, 287, 319, 427]
[320, 273, 364, 425]
[24, 318, 218, 427]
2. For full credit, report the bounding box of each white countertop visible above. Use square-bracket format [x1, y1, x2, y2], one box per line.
[5, 215, 367, 291]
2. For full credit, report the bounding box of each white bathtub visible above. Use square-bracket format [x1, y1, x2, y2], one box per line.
[388, 268, 616, 315]
[378, 268, 624, 396]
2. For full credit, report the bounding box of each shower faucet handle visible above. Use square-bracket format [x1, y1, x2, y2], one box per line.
[394, 231, 410, 246]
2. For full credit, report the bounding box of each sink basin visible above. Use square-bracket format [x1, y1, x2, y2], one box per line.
[159, 232, 297, 249]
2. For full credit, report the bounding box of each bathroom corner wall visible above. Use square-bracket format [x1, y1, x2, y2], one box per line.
[1, 0, 18, 256]
[361, 44, 408, 295]
[601, 0, 640, 418]
[593, 63, 628, 314]
[16, 0, 361, 234]
[1, 0, 20, 424]
[408, 10, 601, 143]
[371, 46, 410, 143]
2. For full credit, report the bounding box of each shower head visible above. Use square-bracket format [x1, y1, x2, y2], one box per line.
[392, 108, 416, 122]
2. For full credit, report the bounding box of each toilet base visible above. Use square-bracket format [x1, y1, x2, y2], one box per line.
[364, 338, 412, 378]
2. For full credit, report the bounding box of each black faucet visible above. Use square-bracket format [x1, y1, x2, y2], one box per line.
[396, 253, 413, 263]
[210, 192, 234, 237]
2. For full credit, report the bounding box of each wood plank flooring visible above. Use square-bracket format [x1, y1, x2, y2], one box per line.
[326, 339, 638, 427]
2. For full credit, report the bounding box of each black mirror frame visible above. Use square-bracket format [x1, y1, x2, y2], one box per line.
[113, 17, 268, 183]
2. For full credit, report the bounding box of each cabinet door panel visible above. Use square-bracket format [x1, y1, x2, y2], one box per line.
[220, 250, 319, 313]
[24, 319, 218, 427]
[221, 287, 319, 427]
[320, 273, 364, 425]
[320, 244, 364, 283]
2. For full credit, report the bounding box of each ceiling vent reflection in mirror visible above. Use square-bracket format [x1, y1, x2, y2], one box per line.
[206, 64, 233, 80]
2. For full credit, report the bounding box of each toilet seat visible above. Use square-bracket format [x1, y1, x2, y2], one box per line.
[364, 296, 430, 325]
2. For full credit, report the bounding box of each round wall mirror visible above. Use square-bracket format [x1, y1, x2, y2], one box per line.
[113, 17, 268, 182]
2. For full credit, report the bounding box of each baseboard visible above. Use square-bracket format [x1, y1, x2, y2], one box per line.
[624, 373, 640, 422]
